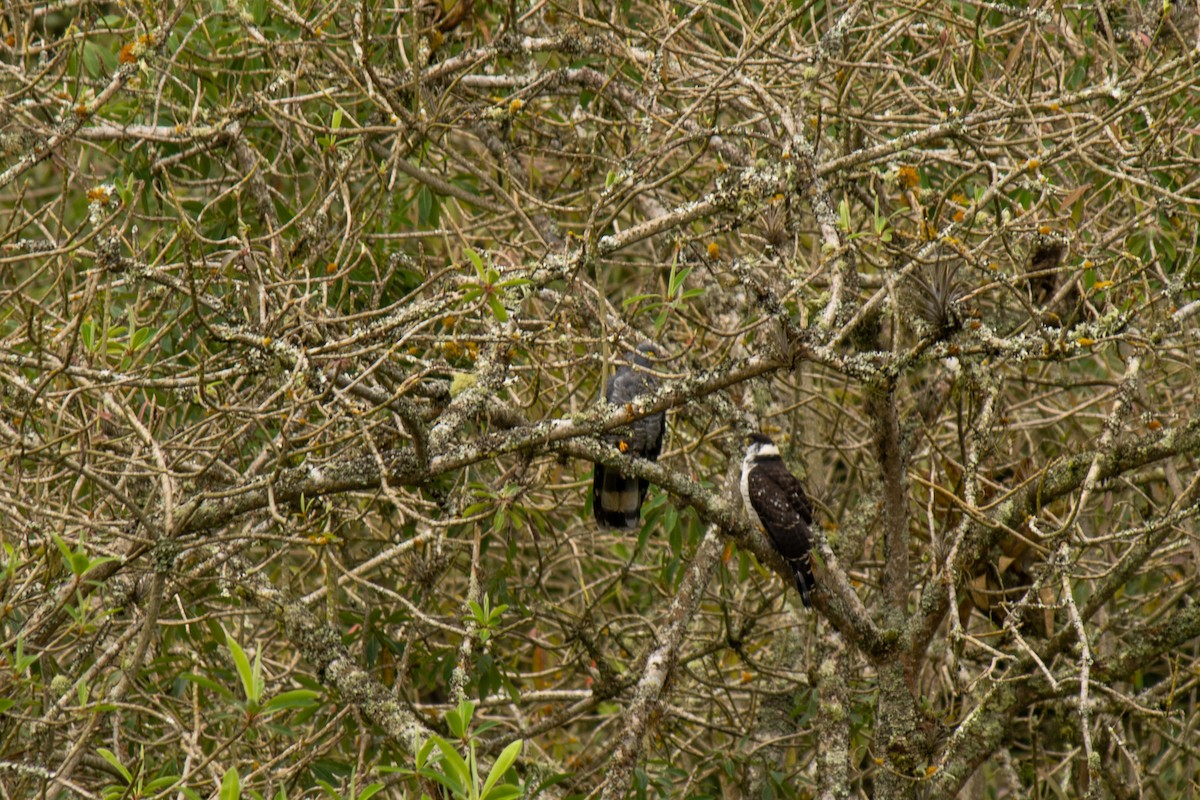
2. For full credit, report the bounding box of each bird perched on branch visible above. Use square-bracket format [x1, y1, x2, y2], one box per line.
[741, 433, 816, 607]
[592, 342, 666, 529]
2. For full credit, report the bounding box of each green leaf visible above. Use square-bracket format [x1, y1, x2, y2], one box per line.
[417, 186, 440, 226]
[487, 295, 509, 322]
[178, 672, 236, 699]
[262, 689, 320, 712]
[474, 719, 501, 736]
[130, 327, 153, 351]
[356, 784, 385, 800]
[81, 556, 117, 577]
[482, 787, 522, 800]
[431, 737, 472, 790]
[838, 196, 852, 232]
[332, 109, 343, 130]
[663, 504, 678, 537]
[83, 42, 103, 78]
[416, 736, 437, 770]
[465, 248, 485, 279]
[419, 766, 466, 798]
[224, 630, 259, 706]
[96, 748, 132, 784]
[529, 772, 571, 796]
[144, 776, 180, 792]
[220, 767, 240, 800]
[52, 533, 74, 564]
[116, 177, 134, 206]
[668, 265, 692, 298]
[622, 293, 658, 307]
[252, 648, 265, 705]
[480, 740, 522, 800]
[446, 700, 475, 738]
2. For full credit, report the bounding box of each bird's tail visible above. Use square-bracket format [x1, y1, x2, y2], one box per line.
[791, 557, 816, 608]
[593, 465, 647, 529]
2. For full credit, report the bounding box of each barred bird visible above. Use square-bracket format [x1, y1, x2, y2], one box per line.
[741, 433, 816, 607]
[592, 342, 666, 529]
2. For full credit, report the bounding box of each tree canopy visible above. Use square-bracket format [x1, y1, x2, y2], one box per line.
[2, 1, 1199, 798]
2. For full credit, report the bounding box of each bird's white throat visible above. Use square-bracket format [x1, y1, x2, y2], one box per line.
[745, 442, 780, 462]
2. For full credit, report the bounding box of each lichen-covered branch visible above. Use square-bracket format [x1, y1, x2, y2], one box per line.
[598, 526, 723, 800]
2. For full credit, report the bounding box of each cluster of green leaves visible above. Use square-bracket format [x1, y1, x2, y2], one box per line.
[624, 251, 707, 332]
[51, 532, 117, 580]
[463, 249, 531, 323]
[93, 629, 323, 799]
[218, 628, 321, 721]
[90, 636, 529, 799]
[78, 319, 154, 366]
[838, 196, 893, 245]
[382, 700, 525, 800]
[466, 595, 508, 645]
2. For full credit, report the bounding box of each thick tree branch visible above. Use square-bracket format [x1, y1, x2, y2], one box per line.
[597, 526, 723, 800]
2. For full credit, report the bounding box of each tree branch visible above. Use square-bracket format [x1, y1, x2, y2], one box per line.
[598, 525, 723, 800]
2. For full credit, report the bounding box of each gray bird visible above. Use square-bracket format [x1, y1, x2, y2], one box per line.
[741, 433, 816, 607]
[593, 342, 666, 529]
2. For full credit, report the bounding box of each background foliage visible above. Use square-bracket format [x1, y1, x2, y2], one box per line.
[2, 1, 1199, 798]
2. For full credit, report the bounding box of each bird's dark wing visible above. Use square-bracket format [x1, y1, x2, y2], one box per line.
[604, 365, 662, 460]
[645, 410, 665, 461]
[605, 362, 655, 404]
[593, 366, 661, 529]
[628, 410, 664, 461]
[602, 367, 625, 404]
[748, 463, 813, 561]
[600, 368, 631, 451]
[748, 461, 816, 606]
[784, 469, 813, 528]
